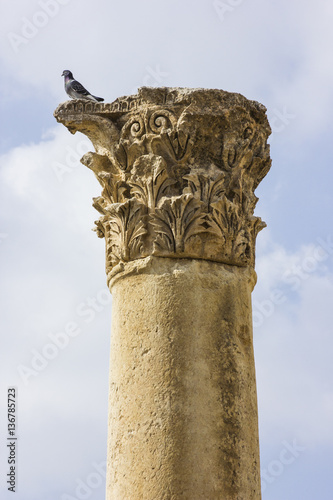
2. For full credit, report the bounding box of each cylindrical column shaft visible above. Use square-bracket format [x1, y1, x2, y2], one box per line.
[107, 257, 260, 500]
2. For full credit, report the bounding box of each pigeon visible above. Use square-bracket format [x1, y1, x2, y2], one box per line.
[61, 70, 104, 102]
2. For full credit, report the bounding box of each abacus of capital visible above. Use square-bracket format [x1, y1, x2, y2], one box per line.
[54, 87, 271, 500]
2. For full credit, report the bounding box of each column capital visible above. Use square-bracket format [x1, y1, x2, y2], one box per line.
[54, 87, 271, 281]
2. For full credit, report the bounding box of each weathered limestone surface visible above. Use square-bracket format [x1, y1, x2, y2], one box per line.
[108, 257, 259, 500]
[54, 87, 271, 500]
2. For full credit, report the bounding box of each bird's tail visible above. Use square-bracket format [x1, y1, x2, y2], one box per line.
[93, 96, 104, 102]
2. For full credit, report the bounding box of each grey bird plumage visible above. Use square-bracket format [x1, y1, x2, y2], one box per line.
[61, 70, 104, 102]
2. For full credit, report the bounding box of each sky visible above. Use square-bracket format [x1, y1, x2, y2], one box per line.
[0, 0, 332, 498]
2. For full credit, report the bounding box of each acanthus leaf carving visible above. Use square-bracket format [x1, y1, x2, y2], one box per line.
[151, 194, 208, 255]
[207, 197, 250, 263]
[103, 199, 147, 266]
[183, 173, 226, 207]
[128, 156, 177, 208]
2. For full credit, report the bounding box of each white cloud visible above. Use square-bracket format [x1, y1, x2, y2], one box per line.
[0, 125, 110, 500]
[254, 241, 333, 452]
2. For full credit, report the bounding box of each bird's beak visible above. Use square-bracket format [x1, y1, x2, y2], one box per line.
[61, 72, 64, 77]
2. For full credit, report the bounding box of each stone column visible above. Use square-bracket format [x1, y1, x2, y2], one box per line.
[54, 87, 271, 500]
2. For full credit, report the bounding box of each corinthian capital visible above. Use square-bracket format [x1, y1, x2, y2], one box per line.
[54, 87, 271, 280]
